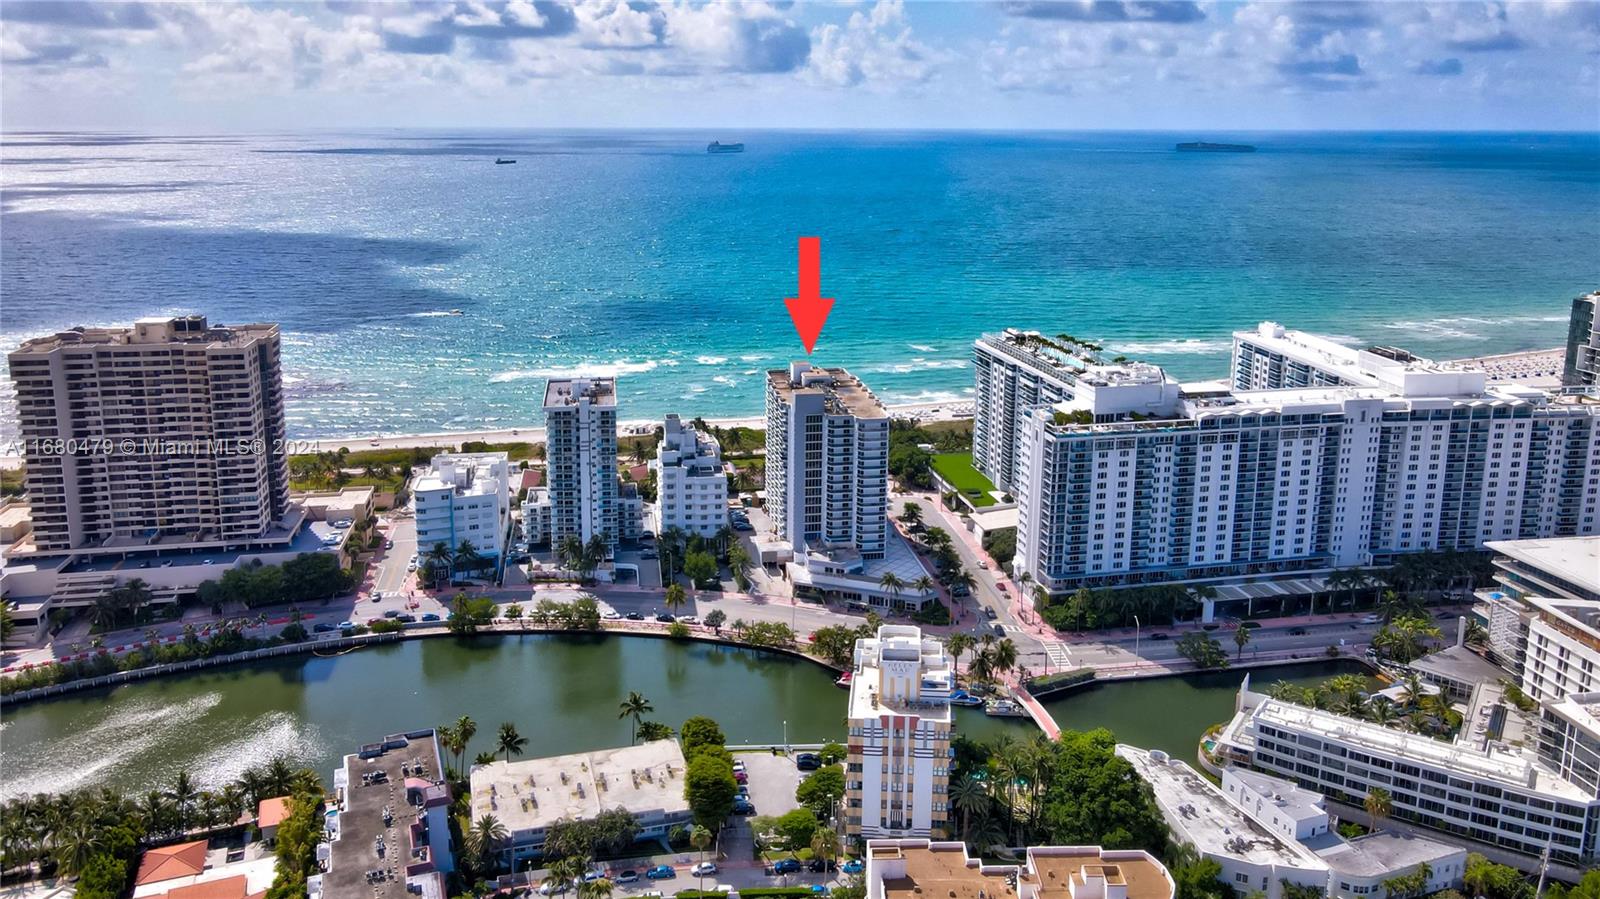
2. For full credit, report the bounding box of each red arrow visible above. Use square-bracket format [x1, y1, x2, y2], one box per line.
[784, 236, 833, 355]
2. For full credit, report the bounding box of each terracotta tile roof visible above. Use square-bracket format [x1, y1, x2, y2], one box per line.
[256, 796, 292, 829]
[135, 839, 208, 886]
[160, 874, 249, 899]
[520, 469, 543, 489]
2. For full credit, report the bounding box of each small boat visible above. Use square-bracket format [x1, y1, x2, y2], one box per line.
[447, 309, 464, 316]
[495, 158, 517, 164]
[707, 141, 745, 155]
[949, 690, 983, 707]
[984, 698, 1029, 718]
[835, 671, 853, 688]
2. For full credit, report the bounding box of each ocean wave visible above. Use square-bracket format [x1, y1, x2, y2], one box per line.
[408, 310, 460, 318]
[712, 375, 738, 386]
[860, 358, 970, 374]
[490, 359, 660, 382]
[1110, 338, 1231, 355]
[696, 355, 729, 365]
[882, 389, 967, 404]
[908, 343, 937, 352]
[739, 354, 766, 362]
[1384, 313, 1567, 341]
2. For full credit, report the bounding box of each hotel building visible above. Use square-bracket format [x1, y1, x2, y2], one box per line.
[650, 413, 727, 538]
[413, 452, 512, 568]
[7, 315, 290, 553]
[543, 377, 621, 550]
[845, 626, 953, 839]
[972, 329, 1104, 492]
[1010, 338, 1600, 598]
[1564, 291, 1599, 388]
[766, 362, 889, 557]
[862, 839, 1174, 899]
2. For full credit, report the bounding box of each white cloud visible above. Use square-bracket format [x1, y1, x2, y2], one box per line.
[807, 0, 940, 88]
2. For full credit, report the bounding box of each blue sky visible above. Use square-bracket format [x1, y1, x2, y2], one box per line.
[2, 1, 1597, 131]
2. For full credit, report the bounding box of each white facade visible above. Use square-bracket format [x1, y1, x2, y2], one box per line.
[520, 488, 551, 546]
[972, 330, 1103, 491]
[765, 362, 889, 559]
[1231, 322, 1488, 397]
[413, 452, 512, 563]
[1564, 292, 1599, 388]
[1013, 369, 1600, 596]
[845, 626, 953, 839]
[544, 378, 620, 549]
[650, 413, 727, 538]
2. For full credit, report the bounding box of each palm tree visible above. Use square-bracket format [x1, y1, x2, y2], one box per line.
[424, 541, 454, 587]
[664, 584, 688, 616]
[1364, 786, 1392, 834]
[992, 638, 1018, 676]
[87, 593, 119, 632]
[912, 575, 936, 598]
[474, 751, 498, 767]
[558, 535, 586, 573]
[949, 776, 988, 841]
[455, 539, 484, 577]
[467, 813, 509, 872]
[945, 632, 974, 676]
[495, 722, 528, 763]
[454, 715, 477, 772]
[713, 524, 737, 557]
[878, 573, 905, 606]
[898, 503, 923, 525]
[1368, 695, 1397, 726]
[618, 691, 654, 744]
[727, 545, 753, 592]
[169, 770, 198, 830]
[583, 534, 609, 579]
[949, 569, 978, 598]
[1233, 625, 1252, 660]
[53, 812, 103, 877]
[579, 878, 615, 899]
[690, 825, 714, 890]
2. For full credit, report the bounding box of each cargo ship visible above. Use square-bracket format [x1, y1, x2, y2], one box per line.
[707, 141, 745, 154]
[1176, 141, 1256, 153]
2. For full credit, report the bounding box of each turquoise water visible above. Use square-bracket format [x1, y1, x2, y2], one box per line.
[3, 130, 1595, 438]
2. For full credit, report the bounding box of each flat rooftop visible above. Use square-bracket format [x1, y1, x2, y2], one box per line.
[10, 317, 278, 356]
[1027, 848, 1173, 899]
[1117, 745, 1326, 872]
[768, 364, 887, 419]
[1487, 536, 1600, 595]
[325, 731, 449, 899]
[849, 626, 953, 722]
[469, 740, 690, 836]
[870, 842, 1016, 899]
[1409, 644, 1506, 687]
[1311, 831, 1462, 878]
[1226, 768, 1326, 821]
[977, 329, 1104, 374]
[544, 377, 616, 409]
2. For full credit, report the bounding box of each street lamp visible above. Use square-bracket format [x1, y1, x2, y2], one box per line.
[1133, 615, 1141, 660]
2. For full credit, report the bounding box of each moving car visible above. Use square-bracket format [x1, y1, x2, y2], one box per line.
[313, 623, 336, 633]
[984, 606, 998, 620]
[1288, 626, 1308, 636]
[1361, 614, 1382, 624]
[646, 866, 676, 880]
[691, 862, 718, 876]
[1148, 632, 1169, 641]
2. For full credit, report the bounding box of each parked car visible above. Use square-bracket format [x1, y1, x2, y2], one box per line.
[383, 610, 400, 618]
[1288, 626, 1308, 636]
[640, 551, 659, 560]
[1240, 620, 1261, 629]
[395, 614, 416, 623]
[385, 539, 394, 549]
[655, 613, 676, 623]
[538, 880, 571, 896]
[796, 752, 820, 771]
[313, 623, 336, 633]
[646, 866, 676, 880]
[601, 609, 622, 620]
[615, 871, 640, 885]
[421, 612, 441, 622]
[734, 770, 748, 784]
[691, 862, 718, 876]
[1360, 614, 1382, 624]
[771, 859, 802, 875]
[841, 860, 864, 875]
[808, 859, 836, 873]
[337, 620, 356, 629]
[625, 612, 645, 621]
[1148, 632, 1169, 641]
[732, 800, 755, 815]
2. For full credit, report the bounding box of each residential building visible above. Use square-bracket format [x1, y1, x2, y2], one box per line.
[862, 838, 1174, 899]
[1485, 535, 1600, 672]
[845, 626, 954, 839]
[256, 795, 291, 842]
[650, 413, 728, 538]
[1214, 674, 1600, 869]
[972, 329, 1104, 491]
[1231, 322, 1483, 396]
[7, 315, 290, 553]
[414, 452, 512, 569]
[468, 740, 693, 867]
[765, 361, 889, 557]
[544, 378, 620, 550]
[1011, 353, 1600, 598]
[314, 729, 453, 899]
[1122, 746, 1466, 899]
[521, 487, 552, 546]
[1564, 291, 1600, 388]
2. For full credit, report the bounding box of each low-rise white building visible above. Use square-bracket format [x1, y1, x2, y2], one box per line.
[469, 740, 692, 867]
[414, 452, 511, 570]
[650, 413, 727, 538]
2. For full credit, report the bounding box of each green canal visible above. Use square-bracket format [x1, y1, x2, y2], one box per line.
[0, 635, 1370, 799]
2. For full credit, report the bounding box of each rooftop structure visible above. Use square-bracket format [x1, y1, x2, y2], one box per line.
[317, 730, 453, 899]
[972, 329, 1104, 490]
[846, 627, 953, 839]
[1564, 291, 1600, 387]
[414, 452, 512, 568]
[132, 838, 278, 899]
[6, 315, 291, 555]
[1408, 642, 1507, 704]
[651, 413, 727, 538]
[863, 839, 1174, 899]
[1232, 322, 1486, 397]
[1487, 536, 1600, 605]
[468, 739, 693, 865]
[543, 377, 621, 550]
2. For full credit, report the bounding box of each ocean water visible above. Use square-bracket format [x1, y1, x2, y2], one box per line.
[2, 130, 1596, 440]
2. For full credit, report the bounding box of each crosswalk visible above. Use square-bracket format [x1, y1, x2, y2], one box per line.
[1041, 640, 1071, 669]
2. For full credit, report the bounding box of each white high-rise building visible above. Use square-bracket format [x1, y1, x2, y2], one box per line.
[765, 362, 889, 558]
[1012, 345, 1600, 598]
[544, 378, 620, 550]
[6, 315, 291, 552]
[972, 329, 1104, 491]
[650, 414, 727, 538]
[844, 626, 953, 839]
[414, 452, 512, 567]
[1230, 322, 1487, 396]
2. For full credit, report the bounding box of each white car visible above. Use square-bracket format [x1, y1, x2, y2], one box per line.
[601, 610, 622, 620]
[691, 862, 718, 876]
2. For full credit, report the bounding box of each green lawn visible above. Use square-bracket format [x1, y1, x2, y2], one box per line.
[930, 452, 997, 507]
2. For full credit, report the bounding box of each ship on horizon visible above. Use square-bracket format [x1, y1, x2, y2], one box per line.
[707, 141, 745, 154]
[1176, 141, 1256, 153]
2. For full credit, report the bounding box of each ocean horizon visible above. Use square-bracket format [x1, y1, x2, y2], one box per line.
[3, 129, 1596, 440]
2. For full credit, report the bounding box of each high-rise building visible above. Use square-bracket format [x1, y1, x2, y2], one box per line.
[1563, 291, 1599, 388]
[844, 626, 953, 839]
[1012, 354, 1600, 597]
[765, 362, 889, 558]
[972, 329, 1103, 491]
[6, 316, 290, 553]
[543, 377, 620, 550]
[1231, 321, 1485, 395]
[413, 452, 512, 569]
[650, 413, 727, 538]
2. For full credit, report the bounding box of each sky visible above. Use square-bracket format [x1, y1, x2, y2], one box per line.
[1, 0, 1598, 132]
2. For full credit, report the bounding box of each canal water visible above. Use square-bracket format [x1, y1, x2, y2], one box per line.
[0, 636, 1368, 799]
